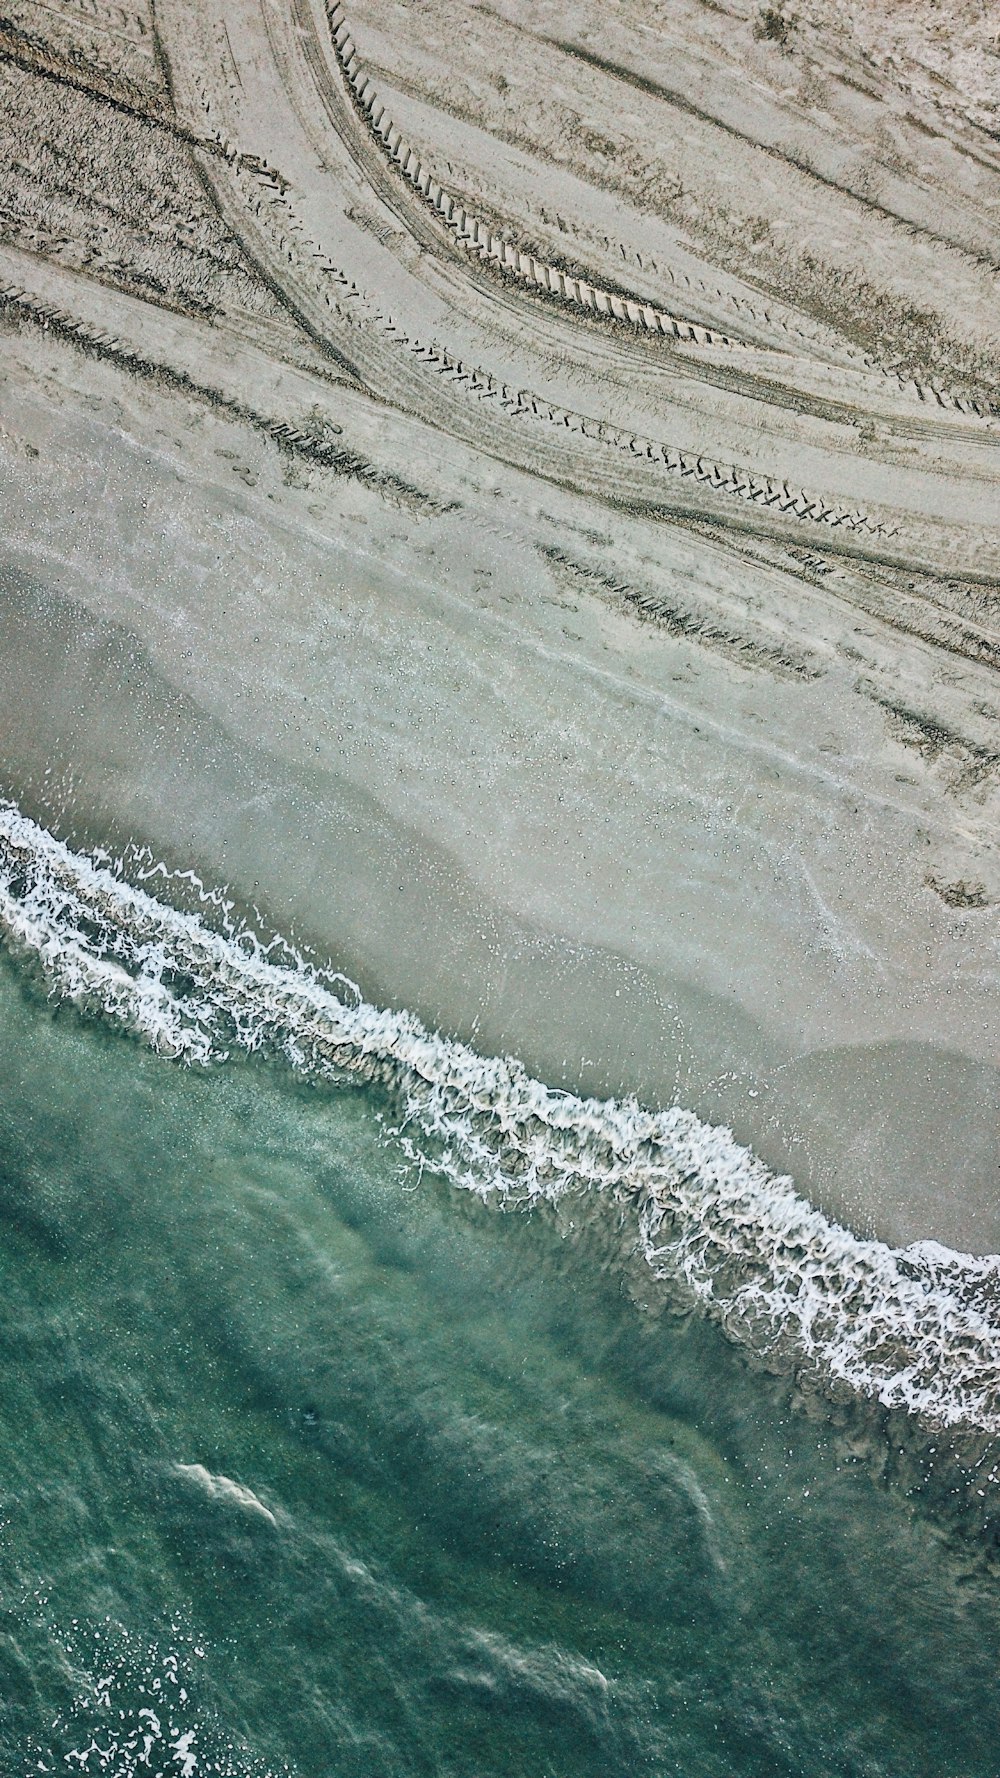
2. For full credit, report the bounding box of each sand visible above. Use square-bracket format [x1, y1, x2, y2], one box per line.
[1, 317, 998, 1250]
[0, 0, 998, 1248]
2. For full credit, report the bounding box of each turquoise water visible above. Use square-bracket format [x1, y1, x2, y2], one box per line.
[1, 942, 1000, 1775]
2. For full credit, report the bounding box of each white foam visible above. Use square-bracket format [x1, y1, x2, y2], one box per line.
[30, 1619, 287, 1776]
[173, 1464, 279, 1527]
[1, 799, 998, 1433]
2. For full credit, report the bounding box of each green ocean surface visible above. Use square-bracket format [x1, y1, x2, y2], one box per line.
[0, 950, 998, 1776]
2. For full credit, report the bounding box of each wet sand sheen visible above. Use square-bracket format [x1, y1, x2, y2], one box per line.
[4, 795, 1000, 1437]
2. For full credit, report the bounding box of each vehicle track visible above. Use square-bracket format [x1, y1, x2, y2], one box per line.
[322, 2, 992, 416]
[4, 249, 998, 689]
[74, 0, 1000, 573]
[230, 158, 890, 542]
[172, 0, 996, 464]
[324, 2, 750, 356]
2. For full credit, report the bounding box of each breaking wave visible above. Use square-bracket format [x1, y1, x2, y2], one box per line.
[1, 799, 998, 1433]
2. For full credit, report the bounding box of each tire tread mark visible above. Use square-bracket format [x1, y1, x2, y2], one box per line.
[323, 4, 993, 416]
[324, 0, 745, 353]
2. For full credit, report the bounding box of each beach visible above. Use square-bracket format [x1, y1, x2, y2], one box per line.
[1, 309, 998, 1248]
[1, 1, 1000, 1767]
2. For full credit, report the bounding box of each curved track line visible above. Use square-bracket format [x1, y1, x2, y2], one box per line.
[145, 0, 898, 543]
[324, 0, 748, 354]
[231, 167, 890, 541]
[323, 2, 994, 418]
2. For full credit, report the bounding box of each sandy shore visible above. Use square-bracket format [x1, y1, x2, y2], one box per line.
[1, 318, 997, 1251]
[2, 0, 999, 1252]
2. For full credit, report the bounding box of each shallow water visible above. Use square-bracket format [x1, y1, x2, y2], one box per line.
[1, 935, 1000, 1774]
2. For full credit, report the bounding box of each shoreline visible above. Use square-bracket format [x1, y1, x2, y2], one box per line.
[1, 324, 998, 1252]
[4, 793, 1000, 1438]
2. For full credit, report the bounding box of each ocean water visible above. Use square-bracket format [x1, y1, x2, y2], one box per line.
[1, 805, 999, 1775]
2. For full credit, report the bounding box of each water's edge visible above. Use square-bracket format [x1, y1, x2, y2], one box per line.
[1, 797, 998, 1437]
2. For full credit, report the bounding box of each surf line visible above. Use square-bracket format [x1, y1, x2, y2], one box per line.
[0, 796, 998, 1434]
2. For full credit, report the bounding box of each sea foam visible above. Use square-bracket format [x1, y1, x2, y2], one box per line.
[0, 799, 998, 1433]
